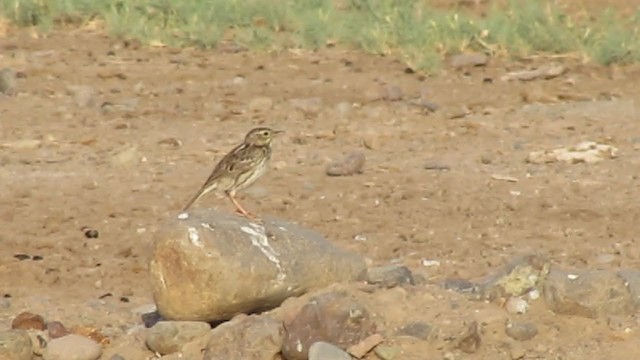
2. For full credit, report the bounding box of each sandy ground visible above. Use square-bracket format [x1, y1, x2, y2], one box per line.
[2, 2, 640, 358]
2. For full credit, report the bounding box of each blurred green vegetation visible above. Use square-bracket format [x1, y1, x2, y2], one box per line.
[1, 0, 639, 70]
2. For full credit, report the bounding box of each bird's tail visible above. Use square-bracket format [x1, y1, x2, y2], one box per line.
[182, 182, 217, 212]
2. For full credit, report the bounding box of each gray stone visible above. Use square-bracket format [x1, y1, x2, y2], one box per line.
[475, 254, 551, 300]
[150, 209, 367, 321]
[505, 321, 538, 341]
[110, 355, 126, 360]
[367, 265, 415, 288]
[382, 85, 403, 101]
[374, 345, 400, 360]
[146, 321, 211, 355]
[43, 334, 102, 360]
[282, 291, 376, 360]
[203, 314, 284, 360]
[0, 68, 17, 95]
[455, 321, 481, 354]
[308, 342, 352, 360]
[326, 151, 365, 176]
[617, 269, 640, 309]
[0, 330, 32, 360]
[450, 53, 489, 68]
[543, 268, 635, 318]
[397, 321, 433, 340]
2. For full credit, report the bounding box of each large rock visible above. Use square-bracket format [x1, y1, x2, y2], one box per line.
[145, 321, 211, 355]
[282, 291, 377, 360]
[203, 314, 284, 360]
[0, 330, 33, 360]
[543, 268, 635, 318]
[150, 209, 367, 321]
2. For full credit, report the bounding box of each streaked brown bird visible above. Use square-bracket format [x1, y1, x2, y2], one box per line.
[182, 127, 283, 220]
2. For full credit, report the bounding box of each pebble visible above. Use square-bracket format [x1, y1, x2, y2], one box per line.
[382, 85, 403, 101]
[308, 342, 352, 360]
[11, 311, 46, 330]
[374, 345, 400, 360]
[455, 321, 481, 353]
[146, 321, 211, 355]
[0, 67, 17, 94]
[0, 330, 33, 360]
[450, 52, 489, 68]
[510, 343, 527, 359]
[366, 265, 415, 288]
[347, 333, 384, 358]
[505, 321, 538, 341]
[326, 151, 365, 176]
[397, 321, 433, 340]
[43, 334, 102, 360]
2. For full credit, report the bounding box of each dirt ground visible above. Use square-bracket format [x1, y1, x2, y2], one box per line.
[2, 2, 640, 359]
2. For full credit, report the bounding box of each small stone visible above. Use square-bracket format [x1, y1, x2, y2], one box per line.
[397, 321, 433, 340]
[382, 85, 403, 101]
[43, 334, 102, 360]
[326, 151, 365, 176]
[366, 265, 415, 288]
[66, 85, 98, 108]
[282, 291, 376, 360]
[505, 321, 538, 341]
[47, 321, 70, 339]
[374, 345, 399, 360]
[606, 315, 636, 332]
[505, 297, 529, 314]
[308, 341, 352, 360]
[510, 343, 526, 360]
[480, 155, 493, 164]
[146, 321, 211, 355]
[203, 315, 283, 360]
[110, 355, 126, 360]
[450, 53, 489, 68]
[455, 321, 481, 354]
[0, 67, 17, 95]
[110, 146, 138, 167]
[347, 333, 383, 358]
[0, 330, 33, 360]
[248, 96, 274, 112]
[11, 311, 46, 330]
[443, 278, 476, 293]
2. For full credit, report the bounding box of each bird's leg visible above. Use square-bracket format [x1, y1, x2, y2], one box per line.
[226, 192, 261, 221]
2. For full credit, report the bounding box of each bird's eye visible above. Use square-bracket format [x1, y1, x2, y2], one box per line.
[263, 131, 269, 136]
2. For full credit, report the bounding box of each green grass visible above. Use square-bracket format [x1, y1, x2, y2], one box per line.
[1, 0, 640, 71]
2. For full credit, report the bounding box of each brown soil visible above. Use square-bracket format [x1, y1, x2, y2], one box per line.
[1, 2, 640, 358]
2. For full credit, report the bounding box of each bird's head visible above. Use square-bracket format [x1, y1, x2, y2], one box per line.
[244, 127, 284, 146]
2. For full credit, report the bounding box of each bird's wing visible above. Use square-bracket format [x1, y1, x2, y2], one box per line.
[203, 143, 260, 184]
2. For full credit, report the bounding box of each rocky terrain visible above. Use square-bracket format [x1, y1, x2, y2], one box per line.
[2, 7, 640, 359]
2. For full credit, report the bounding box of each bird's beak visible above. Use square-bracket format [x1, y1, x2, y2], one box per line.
[273, 130, 285, 135]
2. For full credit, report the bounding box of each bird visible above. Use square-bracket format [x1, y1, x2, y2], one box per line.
[182, 126, 283, 220]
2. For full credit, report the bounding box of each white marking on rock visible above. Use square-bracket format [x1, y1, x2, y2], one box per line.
[241, 224, 286, 282]
[188, 227, 203, 248]
[178, 212, 189, 220]
[567, 274, 579, 280]
[201, 222, 215, 231]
